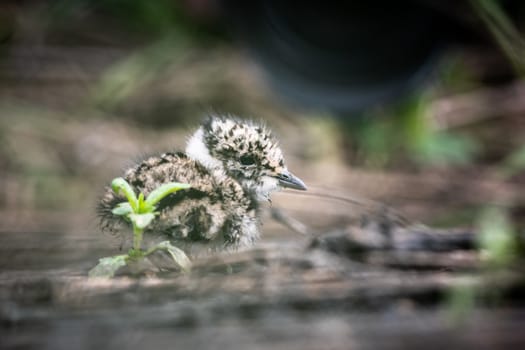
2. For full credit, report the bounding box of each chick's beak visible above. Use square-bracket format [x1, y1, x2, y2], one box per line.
[276, 170, 307, 191]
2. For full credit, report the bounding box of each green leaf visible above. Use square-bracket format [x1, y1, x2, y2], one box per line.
[111, 177, 138, 212]
[149, 241, 191, 272]
[88, 255, 128, 278]
[112, 202, 134, 217]
[129, 213, 156, 230]
[144, 182, 191, 209]
[137, 192, 146, 213]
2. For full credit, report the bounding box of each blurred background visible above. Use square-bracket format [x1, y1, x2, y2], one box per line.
[0, 0, 525, 241]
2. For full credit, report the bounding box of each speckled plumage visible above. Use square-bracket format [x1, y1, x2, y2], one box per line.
[98, 115, 306, 251]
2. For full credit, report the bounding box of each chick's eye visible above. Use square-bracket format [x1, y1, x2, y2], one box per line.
[240, 154, 256, 166]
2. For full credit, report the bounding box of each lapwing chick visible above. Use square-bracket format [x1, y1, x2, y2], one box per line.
[99, 115, 307, 251]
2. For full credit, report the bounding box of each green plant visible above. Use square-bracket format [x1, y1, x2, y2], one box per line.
[89, 177, 191, 278]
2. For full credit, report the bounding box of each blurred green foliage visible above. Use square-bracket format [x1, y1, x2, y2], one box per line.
[471, 0, 525, 75]
[471, 0, 525, 181]
[477, 206, 518, 268]
[345, 94, 479, 168]
[397, 95, 478, 166]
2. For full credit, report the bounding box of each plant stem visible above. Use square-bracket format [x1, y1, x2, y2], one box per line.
[133, 224, 144, 251]
[470, 0, 525, 76]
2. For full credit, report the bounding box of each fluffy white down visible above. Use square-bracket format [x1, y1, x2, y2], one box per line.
[255, 176, 280, 201]
[185, 128, 222, 169]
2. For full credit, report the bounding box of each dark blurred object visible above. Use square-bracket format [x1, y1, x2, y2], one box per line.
[219, 0, 516, 113]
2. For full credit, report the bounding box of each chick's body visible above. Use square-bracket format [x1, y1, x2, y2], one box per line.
[99, 116, 306, 251]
